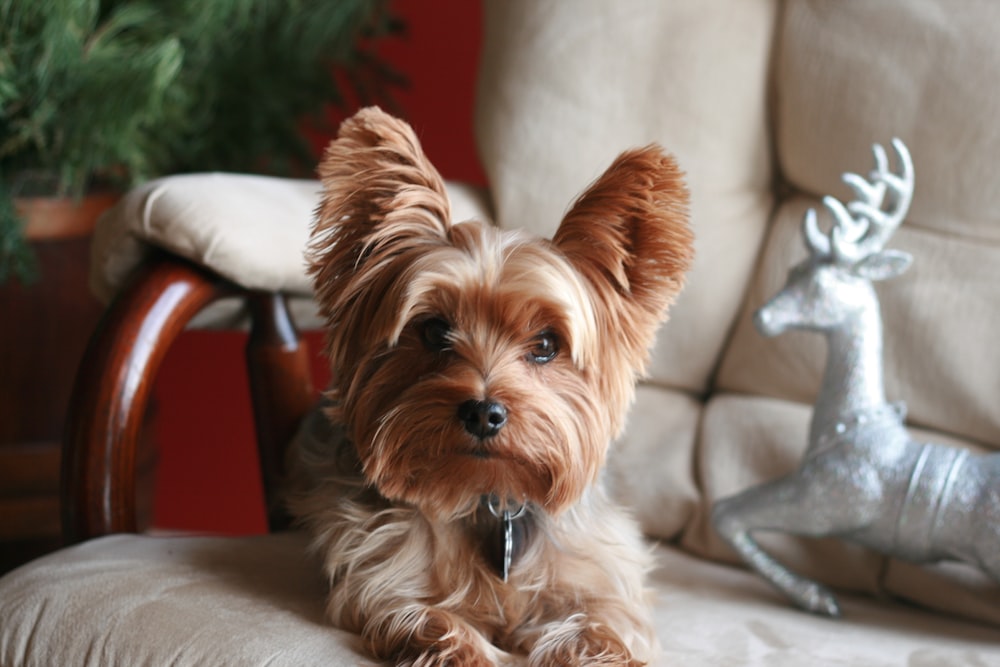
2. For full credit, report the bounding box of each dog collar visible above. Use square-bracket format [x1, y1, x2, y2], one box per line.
[481, 495, 529, 583]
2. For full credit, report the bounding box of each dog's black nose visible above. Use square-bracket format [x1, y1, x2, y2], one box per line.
[458, 399, 508, 439]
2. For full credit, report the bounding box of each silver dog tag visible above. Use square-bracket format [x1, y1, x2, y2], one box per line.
[501, 509, 513, 583]
[486, 495, 527, 583]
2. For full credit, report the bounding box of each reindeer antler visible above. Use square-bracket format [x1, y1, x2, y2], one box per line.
[802, 139, 914, 264]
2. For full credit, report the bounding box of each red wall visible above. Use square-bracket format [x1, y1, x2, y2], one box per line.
[151, 0, 484, 534]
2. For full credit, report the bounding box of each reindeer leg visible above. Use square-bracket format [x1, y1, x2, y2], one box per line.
[712, 474, 844, 617]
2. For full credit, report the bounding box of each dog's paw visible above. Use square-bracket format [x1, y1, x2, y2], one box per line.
[528, 617, 643, 667]
[402, 645, 496, 667]
[388, 608, 498, 667]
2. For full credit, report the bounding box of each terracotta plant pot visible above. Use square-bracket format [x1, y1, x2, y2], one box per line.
[15, 192, 120, 241]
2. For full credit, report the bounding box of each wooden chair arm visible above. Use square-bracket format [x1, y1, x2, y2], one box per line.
[62, 253, 236, 543]
[63, 250, 317, 543]
[246, 292, 315, 532]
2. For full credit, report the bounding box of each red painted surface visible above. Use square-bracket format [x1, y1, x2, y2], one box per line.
[151, 0, 484, 533]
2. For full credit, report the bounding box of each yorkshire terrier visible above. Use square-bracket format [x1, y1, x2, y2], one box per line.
[289, 106, 693, 666]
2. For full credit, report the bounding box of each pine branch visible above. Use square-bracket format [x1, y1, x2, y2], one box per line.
[0, 0, 403, 282]
[0, 184, 36, 283]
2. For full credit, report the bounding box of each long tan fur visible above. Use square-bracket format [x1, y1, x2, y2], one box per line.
[292, 107, 693, 666]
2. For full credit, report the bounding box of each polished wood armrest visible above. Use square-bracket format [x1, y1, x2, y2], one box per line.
[62, 252, 314, 543]
[246, 292, 315, 532]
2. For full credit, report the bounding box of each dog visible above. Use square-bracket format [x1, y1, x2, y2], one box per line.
[289, 106, 693, 666]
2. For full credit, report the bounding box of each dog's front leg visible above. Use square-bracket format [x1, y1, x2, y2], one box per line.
[518, 600, 651, 667]
[510, 545, 655, 666]
[355, 602, 500, 667]
[317, 507, 506, 667]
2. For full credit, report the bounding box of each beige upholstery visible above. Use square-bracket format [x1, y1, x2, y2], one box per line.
[90, 174, 321, 302]
[476, 0, 777, 395]
[4, 534, 999, 667]
[89, 173, 491, 329]
[477, 0, 1000, 629]
[4, 0, 1000, 664]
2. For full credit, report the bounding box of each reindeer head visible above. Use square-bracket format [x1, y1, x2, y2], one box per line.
[755, 139, 914, 337]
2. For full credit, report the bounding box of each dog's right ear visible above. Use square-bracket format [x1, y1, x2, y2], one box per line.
[308, 107, 451, 373]
[309, 105, 451, 282]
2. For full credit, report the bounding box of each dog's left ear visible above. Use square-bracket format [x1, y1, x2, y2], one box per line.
[553, 146, 693, 361]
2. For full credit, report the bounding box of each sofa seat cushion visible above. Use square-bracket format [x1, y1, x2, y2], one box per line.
[3, 532, 999, 666]
[0, 533, 374, 667]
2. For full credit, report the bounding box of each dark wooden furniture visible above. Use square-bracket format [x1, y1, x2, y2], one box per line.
[61, 252, 315, 544]
[0, 238, 101, 569]
[0, 195, 151, 573]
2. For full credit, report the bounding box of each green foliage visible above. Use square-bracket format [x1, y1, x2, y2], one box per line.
[0, 0, 401, 282]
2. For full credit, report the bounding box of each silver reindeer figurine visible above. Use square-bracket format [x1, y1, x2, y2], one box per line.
[712, 139, 1000, 617]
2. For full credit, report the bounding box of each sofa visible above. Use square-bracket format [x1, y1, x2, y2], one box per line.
[2, 1, 999, 664]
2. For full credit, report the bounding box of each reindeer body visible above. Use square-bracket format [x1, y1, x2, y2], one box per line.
[712, 140, 1000, 616]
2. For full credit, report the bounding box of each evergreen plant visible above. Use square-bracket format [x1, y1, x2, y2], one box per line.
[0, 0, 401, 281]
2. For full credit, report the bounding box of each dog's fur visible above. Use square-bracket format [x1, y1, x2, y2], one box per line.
[289, 107, 693, 666]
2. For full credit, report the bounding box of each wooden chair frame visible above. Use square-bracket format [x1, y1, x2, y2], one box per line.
[61, 251, 315, 544]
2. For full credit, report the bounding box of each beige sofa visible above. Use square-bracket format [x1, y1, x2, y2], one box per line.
[2, 1, 1000, 664]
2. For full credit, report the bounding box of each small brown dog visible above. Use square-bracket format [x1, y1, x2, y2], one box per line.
[290, 107, 693, 666]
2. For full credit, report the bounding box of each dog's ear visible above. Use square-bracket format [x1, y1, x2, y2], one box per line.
[309, 106, 450, 280]
[553, 146, 693, 365]
[308, 107, 451, 368]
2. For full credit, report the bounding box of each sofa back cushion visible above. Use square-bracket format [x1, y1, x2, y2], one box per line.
[718, 0, 1000, 450]
[475, 0, 778, 394]
[475, 0, 1000, 625]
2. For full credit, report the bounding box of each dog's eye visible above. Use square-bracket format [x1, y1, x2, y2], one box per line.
[527, 331, 558, 364]
[421, 317, 452, 351]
